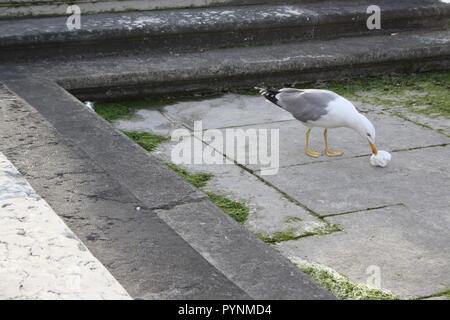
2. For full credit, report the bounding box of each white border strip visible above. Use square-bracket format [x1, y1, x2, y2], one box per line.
[0, 152, 131, 300]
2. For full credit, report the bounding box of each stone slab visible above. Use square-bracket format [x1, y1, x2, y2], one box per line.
[153, 137, 327, 238]
[113, 109, 182, 136]
[192, 108, 449, 171]
[155, 199, 335, 300]
[352, 99, 450, 137]
[262, 146, 450, 215]
[162, 94, 293, 130]
[112, 105, 328, 238]
[276, 204, 450, 298]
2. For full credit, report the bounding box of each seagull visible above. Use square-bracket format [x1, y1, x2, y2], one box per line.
[257, 87, 378, 157]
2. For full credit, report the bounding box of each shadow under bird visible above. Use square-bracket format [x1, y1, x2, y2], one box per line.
[257, 87, 381, 158]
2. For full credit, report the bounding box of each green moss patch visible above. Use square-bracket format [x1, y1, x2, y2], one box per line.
[95, 72, 449, 121]
[94, 100, 155, 121]
[297, 260, 399, 300]
[206, 192, 250, 224]
[164, 163, 250, 223]
[94, 93, 228, 122]
[255, 230, 298, 243]
[309, 71, 450, 118]
[255, 223, 342, 244]
[165, 163, 213, 188]
[123, 131, 169, 152]
[94, 98, 195, 122]
[284, 216, 302, 223]
[120, 129, 250, 225]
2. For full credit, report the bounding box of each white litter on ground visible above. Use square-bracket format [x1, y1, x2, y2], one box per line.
[370, 150, 392, 167]
[84, 101, 94, 110]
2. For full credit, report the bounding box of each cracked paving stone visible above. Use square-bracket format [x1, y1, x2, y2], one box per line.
[276, 204, 450, 299]
[162, 93, 293, 130]
[155, 137, 327, 238]
[113, 109, 185, 136]
[261, 146, 450, 215]
[203, 112, 448, 171]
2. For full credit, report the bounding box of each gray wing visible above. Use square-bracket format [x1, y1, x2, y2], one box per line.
[277, 89, 337, 122]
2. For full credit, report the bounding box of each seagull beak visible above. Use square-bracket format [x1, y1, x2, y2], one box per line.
[369, 141, 378, 155]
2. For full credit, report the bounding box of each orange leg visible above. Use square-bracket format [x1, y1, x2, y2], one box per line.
[305, 128, 322, 157]
[324, 129, 344, 156]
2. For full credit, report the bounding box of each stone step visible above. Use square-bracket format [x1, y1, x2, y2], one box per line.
[2, 30, 447, 99]
[0, 0, 448, 62]
[1, 30, 444, 101]
[0, 0, 339, 19]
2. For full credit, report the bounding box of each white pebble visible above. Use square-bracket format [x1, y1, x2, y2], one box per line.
[370, 150, 392, 167]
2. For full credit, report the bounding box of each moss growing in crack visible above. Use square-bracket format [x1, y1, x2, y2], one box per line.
[94, 97, 203, 122]
[284, 216, 302, 223]
[94, 93, 227, 121]
[164, 163, 250, 223]
[257, 229, 298, 243]
[427, 289, 450, 300]
[206, 192, 250, 224]
[123, 131, 169, 152]
[256, 224, 342, 244]
[306, 223, 343, 236]
[95, 71, 449, 121]
[94, 102, 133, 121]
[306, 71, 450, 118]
[165, 163, 213, 188]
[297, 261, 399, 300]
[94, 100, 159, 121]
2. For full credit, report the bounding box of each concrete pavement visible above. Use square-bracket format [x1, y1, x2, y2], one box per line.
[111, 91, 450, 299]
[0, 80, 335, 299]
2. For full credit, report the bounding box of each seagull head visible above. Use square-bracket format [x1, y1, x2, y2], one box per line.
[351, 113, 378, 155]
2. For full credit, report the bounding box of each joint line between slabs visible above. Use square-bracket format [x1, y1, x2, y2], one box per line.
[320, 203, 405, 218]
[179, 131, 325, 221]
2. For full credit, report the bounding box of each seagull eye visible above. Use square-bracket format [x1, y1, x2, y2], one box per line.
[367, 133, 372, 137]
